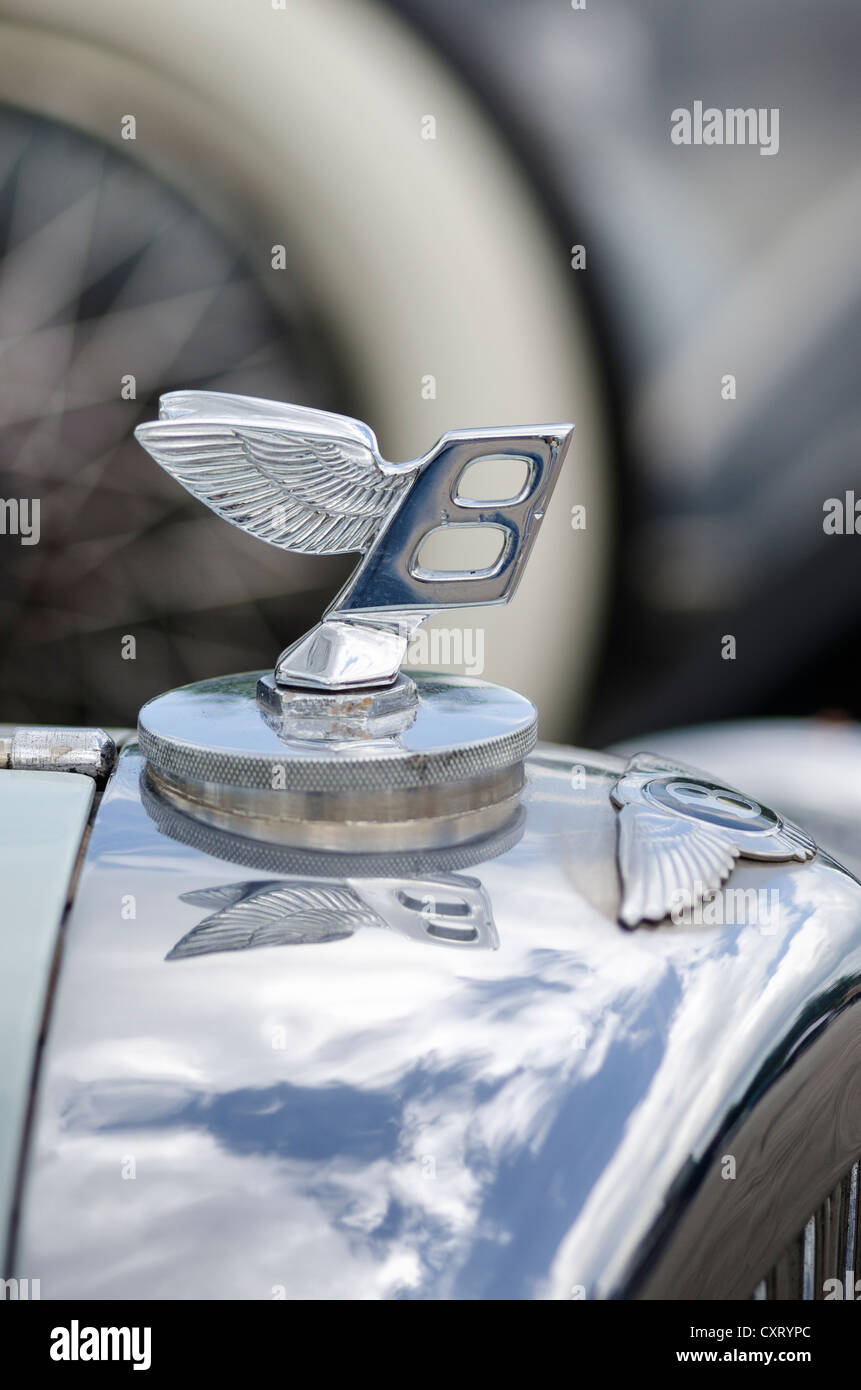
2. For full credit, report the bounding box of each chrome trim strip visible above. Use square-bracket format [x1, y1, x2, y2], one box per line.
[847, 1162, 859, 1288]
[802, 1217, 815, 1301]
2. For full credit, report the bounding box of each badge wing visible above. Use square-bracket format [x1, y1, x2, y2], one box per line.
[616, 801, 740, 928]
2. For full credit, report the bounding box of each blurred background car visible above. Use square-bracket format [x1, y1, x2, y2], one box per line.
[402, 0, 861, 747]
[1, 0, 859, 750]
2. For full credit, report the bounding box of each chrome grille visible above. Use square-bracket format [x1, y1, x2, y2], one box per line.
[754, 1161, 860, 1299]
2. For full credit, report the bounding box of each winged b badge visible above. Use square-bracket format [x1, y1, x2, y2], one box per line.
[135, 391, 572, 689]
[611, 753, 815, 928]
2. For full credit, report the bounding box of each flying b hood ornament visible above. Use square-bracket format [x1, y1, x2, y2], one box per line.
[135, 391, 570, 690]
[134, 391, 569, 858]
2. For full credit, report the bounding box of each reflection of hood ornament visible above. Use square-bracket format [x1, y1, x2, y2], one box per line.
[611, 754, 816, 928]
[143, 770, 517, 960]
[167, 876, 499, 960]
[135, 391, 572, 691]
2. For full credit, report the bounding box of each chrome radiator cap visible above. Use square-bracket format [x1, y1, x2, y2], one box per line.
[139, 670, 536, 852]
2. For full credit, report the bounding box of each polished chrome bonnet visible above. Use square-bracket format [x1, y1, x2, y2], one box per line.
[14, 740, 861, 1299]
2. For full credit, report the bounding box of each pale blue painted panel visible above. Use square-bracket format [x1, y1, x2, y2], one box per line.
[0, 772, 94, 1254]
